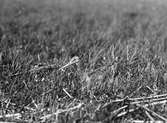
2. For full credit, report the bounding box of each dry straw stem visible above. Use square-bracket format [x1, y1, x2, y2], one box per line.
[103, 93, 167, 108]
[136, 104, 167, 122]
[145, 111, 155, 121]
[63, 88, 73, 98]
[110, 105, 128, 116]
[102, 105, 129, 122]
[117, 108, 136, 118]
[102, 94, 167, 120]
[131, 96, 167, 106]
[129, 93, 167, 102]
[127, 120, 164, 123]
[129, 92, 167, 105]
[102, 96, 130, 109]
[40, 103, 83, 120]
[117, 102, 167, 121]
[140, 100, 167, 107]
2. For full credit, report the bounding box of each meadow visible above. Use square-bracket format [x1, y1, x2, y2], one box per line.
[1, 0, 167, 122]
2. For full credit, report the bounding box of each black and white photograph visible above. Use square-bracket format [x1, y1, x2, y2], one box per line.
[1, 0, 167, 122]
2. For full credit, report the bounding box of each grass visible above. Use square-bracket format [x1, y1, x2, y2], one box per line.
[1, 0, 167, 122]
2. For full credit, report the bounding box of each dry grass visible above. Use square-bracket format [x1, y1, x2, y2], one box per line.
[1, 0, 167, 122]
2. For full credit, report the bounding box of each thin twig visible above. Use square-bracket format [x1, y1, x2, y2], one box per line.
[145, 111, 155, 121]
[63, 88, 73, 98]
[102, 96, 129, 109]
[145, 86, 154, 93]
[142, 100, 167, 107]
[136, 104, 167, 122]
[117, 108, 136, 117]
[111, 105, 128, 115]
[131, 97, 167, 105]
[40, 103, 83, 120]
[129, 93, 167, 101]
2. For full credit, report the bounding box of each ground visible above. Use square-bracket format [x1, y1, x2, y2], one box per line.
[1, 0, 167, 122]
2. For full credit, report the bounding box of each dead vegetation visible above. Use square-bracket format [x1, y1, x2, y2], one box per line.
[1, 0, 167, 122]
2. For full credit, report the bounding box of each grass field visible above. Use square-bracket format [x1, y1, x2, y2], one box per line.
[1, 0, 167, 122]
